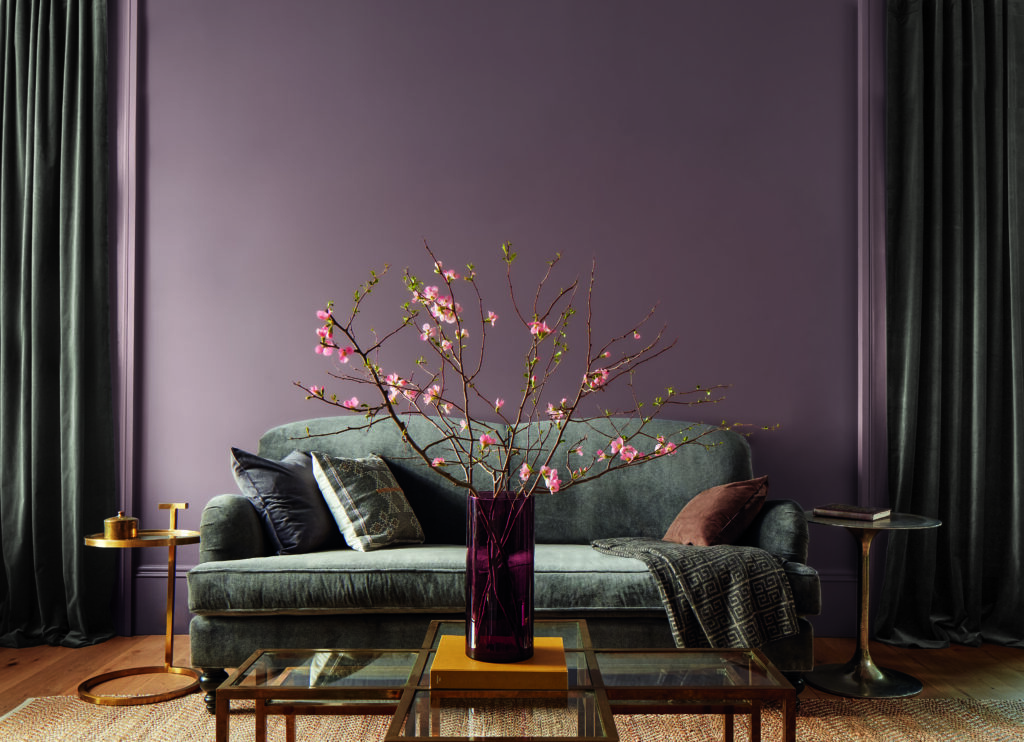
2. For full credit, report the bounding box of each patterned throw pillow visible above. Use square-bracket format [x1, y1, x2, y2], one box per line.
[311, 452, 425, 551]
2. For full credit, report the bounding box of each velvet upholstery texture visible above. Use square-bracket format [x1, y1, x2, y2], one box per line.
[188, 500, 821, 618]
[230, 448, 343, 555]
[0, 0, 117, 648]
[881, 0, 1024, 648]
[662, 475, 769, 546]
[257, 416, 755, 544]
[190, 416, 820, 684]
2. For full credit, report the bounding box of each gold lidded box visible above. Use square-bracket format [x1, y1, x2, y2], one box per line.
[103, 511, 139, 540]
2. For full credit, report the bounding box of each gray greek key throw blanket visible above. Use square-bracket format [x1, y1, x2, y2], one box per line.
[591, 537, 799, 649]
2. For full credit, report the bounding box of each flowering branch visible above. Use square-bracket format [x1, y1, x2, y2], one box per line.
[296, 241, 767, 497]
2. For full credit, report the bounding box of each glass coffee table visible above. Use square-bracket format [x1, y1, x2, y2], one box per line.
[215, 620, 796, 742]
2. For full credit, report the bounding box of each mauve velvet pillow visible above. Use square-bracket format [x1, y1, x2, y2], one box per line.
[662, 475, 769, 546]
[230, 448, 344, 555]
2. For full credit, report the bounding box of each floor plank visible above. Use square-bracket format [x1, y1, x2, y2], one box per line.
[1, 635, 1022, 717]
[804, 637, 1024, 701]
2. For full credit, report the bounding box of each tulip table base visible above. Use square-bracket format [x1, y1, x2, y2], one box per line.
[803, 510, 941, 699]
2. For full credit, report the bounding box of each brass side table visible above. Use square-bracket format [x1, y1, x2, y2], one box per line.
[804, 510, 941, 698]
[79, 502, 201, 705]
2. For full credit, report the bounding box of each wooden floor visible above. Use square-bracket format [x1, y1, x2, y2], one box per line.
[1, 635, 1022, 717]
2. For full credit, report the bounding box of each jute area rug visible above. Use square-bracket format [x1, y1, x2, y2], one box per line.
[0, 694, 1021, 741]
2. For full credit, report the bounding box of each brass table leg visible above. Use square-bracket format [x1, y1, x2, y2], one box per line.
[805, 527, 924, 698]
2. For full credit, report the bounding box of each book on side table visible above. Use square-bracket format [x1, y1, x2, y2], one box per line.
[812, 503, 891, 521]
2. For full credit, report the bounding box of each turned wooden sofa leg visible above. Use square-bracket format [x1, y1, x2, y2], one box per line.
[784, 672, 806, 695]
[200, 668, 229, 714]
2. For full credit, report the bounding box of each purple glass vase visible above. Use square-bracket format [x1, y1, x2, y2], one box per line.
[466, 491, 534, 662]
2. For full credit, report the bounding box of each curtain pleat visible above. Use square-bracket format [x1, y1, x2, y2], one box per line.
[0, 0, 116, 647]
[879, 0, 1024, 648]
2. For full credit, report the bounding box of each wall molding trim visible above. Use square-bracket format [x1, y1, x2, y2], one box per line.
[136, 564, 194, 580]
[858, 0, 888, 510]
[112, 0, 138, 634]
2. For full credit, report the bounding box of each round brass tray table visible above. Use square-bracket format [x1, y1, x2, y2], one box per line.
[80, 503, 201, 706]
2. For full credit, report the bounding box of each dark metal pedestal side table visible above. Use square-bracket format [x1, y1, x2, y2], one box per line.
[804, 511, 941, 699]
[79, 502, 201, 705]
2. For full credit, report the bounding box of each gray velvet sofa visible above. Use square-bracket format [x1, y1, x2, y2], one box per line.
[188, 416, 821, 709]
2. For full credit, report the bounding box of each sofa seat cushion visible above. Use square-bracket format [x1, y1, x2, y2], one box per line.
[188, 545, 665, 616]
[188, 545, 467, 615]
[188, 544, 819, 617]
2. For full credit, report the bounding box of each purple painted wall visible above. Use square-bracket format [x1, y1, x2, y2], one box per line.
[131, 0, 866, 635]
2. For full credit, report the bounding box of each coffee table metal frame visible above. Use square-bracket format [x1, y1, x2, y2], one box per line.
[215, 620, 795, 742]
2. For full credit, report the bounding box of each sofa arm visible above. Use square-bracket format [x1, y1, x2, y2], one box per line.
[199, 494, 269, 562]
[737, 499, 809, 565]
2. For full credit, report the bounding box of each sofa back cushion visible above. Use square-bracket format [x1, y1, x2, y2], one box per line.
[258, 416, 753, 545]
[531, 419, 753, 543]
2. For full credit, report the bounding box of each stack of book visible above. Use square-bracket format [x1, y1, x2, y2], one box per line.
[812, 503, 891, 521]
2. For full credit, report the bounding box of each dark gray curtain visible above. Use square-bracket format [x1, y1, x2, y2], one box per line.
[0, 0, 117, 647]
[879, 0, 1024, 648]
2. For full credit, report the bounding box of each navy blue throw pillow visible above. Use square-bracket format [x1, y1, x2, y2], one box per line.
[230, 448, 344, 555]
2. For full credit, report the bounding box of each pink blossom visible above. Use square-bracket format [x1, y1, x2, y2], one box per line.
[619, 445, 640, 463]
[317, 345, 333, 356]
[654, 436, 677, 456]
[529, 320, 551, 338]
[459, 419, 468, 431]
[430, 295, 462, 324]
[421, 285, 439, 302]
[495, 398, 505, 411]
[424, 385, 442, 404]
[440, 339, 453, 352]
[584, 368, 609, 390]
[479, 432, 497, 448]
[540, 465, 561, 493]
[596, 449, 606, 459]
[309, 385, 323, 396]
[385, 373, 406, 402]
[316, 326, 332, 339]
[434, 261, 460, 281]
[431, 457, 445, 467]
[337, 346, 355, 363]
[546, 399, 568, 421]
[420, 323, 437, 341]
[439, 402, 453, 414]
[519, 463, 531, 481]
[316, 309, 331, 320]
[575, 446, 584, 457]
[609, 437, 624, 455]
[342, 396, 360, 410]
[634, 331, 641, 340]
[486, 311, 498, 325]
